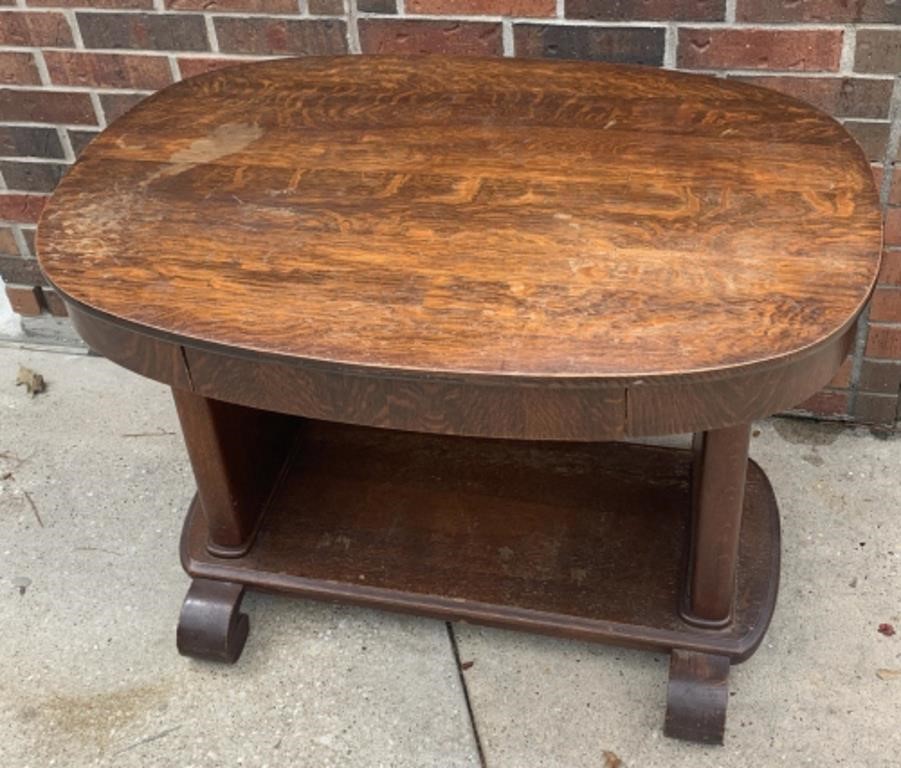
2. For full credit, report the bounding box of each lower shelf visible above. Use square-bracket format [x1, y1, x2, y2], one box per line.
[181, 421, 780, 661]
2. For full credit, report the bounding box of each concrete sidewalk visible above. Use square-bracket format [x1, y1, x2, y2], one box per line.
[0, 343, 899, 767]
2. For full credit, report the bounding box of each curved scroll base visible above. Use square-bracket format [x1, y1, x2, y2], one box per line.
[176, 578, 249, 663]
[664, 650, 730, 745]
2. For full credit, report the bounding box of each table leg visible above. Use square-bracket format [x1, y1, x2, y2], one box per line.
[172, 388, 296, 557]
[172, 389, 296, 662]
[665, 422, 751, 743]
[685, 422, 751, 625]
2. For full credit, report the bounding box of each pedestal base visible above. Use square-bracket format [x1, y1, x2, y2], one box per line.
[179, 421, 781, 742]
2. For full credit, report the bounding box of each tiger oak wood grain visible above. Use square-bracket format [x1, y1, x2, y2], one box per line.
[36, 58, 839, 741]
[37, 56, 881, 430]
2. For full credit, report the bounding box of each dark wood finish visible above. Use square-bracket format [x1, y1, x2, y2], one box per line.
[37, 56, 881, 440]
[625, 323, 855, 435]
[181, 420, 780, 662]
[664, 650, 731, 745]
[64, 299, 854, 441]
[684, 424, 752, 627]
[34, 56, 880, 744]
[182, 342, 626, 441]
[172, 389, 297, 555]
[68, 301, 191, 390]
[177, 578, 249, 663]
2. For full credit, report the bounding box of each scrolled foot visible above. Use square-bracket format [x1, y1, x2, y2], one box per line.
[664, 649, 730, 745]
[177, 578, 249, 663]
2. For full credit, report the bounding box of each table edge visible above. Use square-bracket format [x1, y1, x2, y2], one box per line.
[59, 287, 864, 439]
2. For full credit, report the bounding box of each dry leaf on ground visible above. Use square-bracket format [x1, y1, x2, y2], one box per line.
[602, 750, 623, 768]
[15, 366, 46, 396]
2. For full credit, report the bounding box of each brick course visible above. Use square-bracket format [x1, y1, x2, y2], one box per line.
[879, 251, 901, 286]
[738, 0, 901, 24]
[311, 0, 345, 13]
[853, 392, 899, 424]
[0, 52, 42, 86]
[215, 18, 347, 55]
[860, 360, 901, 394]
[0, 11, 74, 47]
[567, 0, 724, 21]
[5, 284, 43, 316]
[77, 12, 209, 52]
[886, 208, 901, 246]
[0, 89, 97, 125]
[44, 51, 174, 90]
[359, 20, 502, 55]
[29, 0, 154, 7]
[867, 327, 901, 360]
[854, 29, 901, 74]
[358, 0, 397, 12]
[869, 288, 901, 323]
[515, 25, 665, 64]
[0, 194, 46, 224]
[885, 207, 901, 247]
[0, 1, 898, 426]
[890, 169, 901, 205]
[0, 161, 66, 193]
[0, 253, 47, 285]
[678, 28, 843, 71]
[406, 0, 555, 16]
[0, 127, 65, 159]
[166, 0, 298, 11]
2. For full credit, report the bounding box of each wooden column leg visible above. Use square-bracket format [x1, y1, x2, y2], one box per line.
[664, 423, 750, 743]
[683, 422, 751, 626]
[172, 388, 296, 557]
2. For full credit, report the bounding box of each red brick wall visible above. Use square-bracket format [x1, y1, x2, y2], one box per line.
[1, 1, 899, 425]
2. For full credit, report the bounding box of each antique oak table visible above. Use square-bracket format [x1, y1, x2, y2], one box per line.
[36, 56, 882, 744]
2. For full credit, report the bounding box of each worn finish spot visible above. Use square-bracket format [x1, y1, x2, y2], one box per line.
[168, 122, 262, 165]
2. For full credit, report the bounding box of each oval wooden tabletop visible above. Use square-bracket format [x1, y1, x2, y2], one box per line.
[36, 56, 882, 437]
